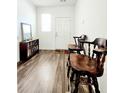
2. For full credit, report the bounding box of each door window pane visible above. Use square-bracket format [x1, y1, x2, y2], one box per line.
[41, 14, 51, 32]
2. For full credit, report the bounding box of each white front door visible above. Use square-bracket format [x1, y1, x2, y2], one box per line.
[55, 17, 72, 49]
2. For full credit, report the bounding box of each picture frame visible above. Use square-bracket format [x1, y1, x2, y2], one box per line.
[21, 23, 32, 41]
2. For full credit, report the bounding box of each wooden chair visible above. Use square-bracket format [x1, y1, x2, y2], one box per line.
[67, 34, 87, 78]
[68, 34, 87, 54]
[69, 38, 107, 93]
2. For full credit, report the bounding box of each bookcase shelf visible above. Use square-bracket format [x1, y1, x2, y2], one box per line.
[20, 39, 39, 62]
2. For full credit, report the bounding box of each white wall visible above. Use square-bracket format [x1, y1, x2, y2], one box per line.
[75, 0, 107, 93]
[17, 0, 37, 62]
[75, 0, 107, 40]
[37, 6, 75, 50]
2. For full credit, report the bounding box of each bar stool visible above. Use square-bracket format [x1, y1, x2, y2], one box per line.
[67, 34, 87, 78]
[70, 38, 107, 93]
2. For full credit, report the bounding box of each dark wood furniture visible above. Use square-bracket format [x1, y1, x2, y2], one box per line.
[20, 39, 39, 61]
[67, 35, 87, 78]
[68, 34, 87, 54]
[69, 38, 107, 93]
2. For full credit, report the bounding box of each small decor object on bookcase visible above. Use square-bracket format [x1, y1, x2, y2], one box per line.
[20, 39, 39, 62]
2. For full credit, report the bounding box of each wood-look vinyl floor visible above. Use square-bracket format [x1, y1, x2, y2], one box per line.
[17, 50, 69, 93]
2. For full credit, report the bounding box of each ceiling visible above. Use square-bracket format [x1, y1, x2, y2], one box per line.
[28, 0, 77, 7]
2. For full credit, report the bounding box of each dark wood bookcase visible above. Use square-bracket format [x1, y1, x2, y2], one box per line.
[20, 39, 39, 61]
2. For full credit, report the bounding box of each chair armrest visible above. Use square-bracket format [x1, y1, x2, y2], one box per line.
[78, 39, 93, 44]
[68, 47, 83, 54]
[73, 36, 81, 38]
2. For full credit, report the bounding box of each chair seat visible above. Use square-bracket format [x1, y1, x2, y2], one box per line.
[68, 44, 76, 48]
[68, 44, 82, 51]
[70, 54, 97, 74]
